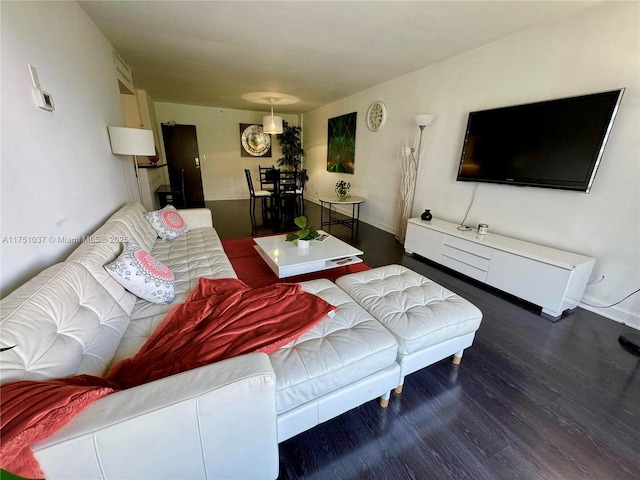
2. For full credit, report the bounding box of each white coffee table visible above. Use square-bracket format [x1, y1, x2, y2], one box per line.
[253, 230, 363, 278]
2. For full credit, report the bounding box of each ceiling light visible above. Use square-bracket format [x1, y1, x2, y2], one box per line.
[263, 98, 283, 135]
[241, 92, 300, 135]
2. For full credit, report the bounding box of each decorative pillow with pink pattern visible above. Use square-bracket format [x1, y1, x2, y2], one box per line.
[105, 243, 175, 304]
[143, 205, 189, 241]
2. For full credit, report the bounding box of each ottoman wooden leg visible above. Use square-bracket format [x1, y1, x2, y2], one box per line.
[452, 349, 464, 365]
[379, 391, 391, 408]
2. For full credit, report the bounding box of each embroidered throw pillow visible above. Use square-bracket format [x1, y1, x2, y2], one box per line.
[143, 205, 189, 241]
[105, 243, 175, 304]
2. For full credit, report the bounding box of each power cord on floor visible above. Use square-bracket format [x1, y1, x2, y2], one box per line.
[580, 288, 640, 309]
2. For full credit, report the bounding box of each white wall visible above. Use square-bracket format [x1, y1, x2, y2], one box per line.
[0, 1, 137, 297]
[303, 2, 640, 328]
[154, 103, 299, 200]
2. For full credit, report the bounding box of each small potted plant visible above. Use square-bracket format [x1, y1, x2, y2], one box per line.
[286, 216, 319, 249]
[335, 180, 351, 200]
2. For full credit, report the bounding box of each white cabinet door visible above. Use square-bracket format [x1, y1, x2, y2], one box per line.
[486, 250, 571, 316]
[405, 222, 445, 262]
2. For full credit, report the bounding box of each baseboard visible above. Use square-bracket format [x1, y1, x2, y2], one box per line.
[579, 297, 640, 331]
[205, 195, 248, 201]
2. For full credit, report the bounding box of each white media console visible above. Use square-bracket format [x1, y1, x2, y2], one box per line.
[405, 218, 596, 319]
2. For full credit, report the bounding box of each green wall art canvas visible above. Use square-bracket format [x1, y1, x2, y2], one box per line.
[327, 112, 357, 174]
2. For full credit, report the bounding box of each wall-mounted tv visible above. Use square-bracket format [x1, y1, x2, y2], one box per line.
[456, 89, 624, 193]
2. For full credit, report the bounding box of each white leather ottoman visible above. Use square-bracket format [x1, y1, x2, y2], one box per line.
[269, 279, 400, 441]
[336, 265, 482, 393]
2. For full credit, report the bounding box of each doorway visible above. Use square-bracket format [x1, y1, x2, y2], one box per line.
[161, 123, 205, 208]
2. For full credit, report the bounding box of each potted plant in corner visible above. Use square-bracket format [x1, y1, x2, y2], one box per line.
[277, 121, 308, 182]
[286, 216, 319, 249]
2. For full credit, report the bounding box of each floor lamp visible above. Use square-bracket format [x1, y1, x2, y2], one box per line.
[108, 126, 156, 202]
[396, 114, 434, 243]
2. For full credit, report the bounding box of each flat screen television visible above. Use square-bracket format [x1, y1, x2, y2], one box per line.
[456, 89, 624, 193]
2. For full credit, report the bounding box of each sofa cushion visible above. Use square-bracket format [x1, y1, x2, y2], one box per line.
[105, 243, 175, 304]
[268, 279, 398, 415]
[66, 221, 137, 314]
[0, 263, 130, 384]
[150, 227, 236, 289]
[143, 205, 189, 241]
[336, 265, 483, 358]
[105, 203, 158, 253]
[111, 227, 237, 364]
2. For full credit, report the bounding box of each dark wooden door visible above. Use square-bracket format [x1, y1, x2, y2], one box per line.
[161, 123, 205, 208]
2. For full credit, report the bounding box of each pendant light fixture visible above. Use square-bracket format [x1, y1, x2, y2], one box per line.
[263, 98, 283, 135]
[242, 92, 299, 135]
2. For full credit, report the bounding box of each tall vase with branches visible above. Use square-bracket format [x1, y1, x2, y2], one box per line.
[395, 144, 420, 243]
[396, 115, 433, 243]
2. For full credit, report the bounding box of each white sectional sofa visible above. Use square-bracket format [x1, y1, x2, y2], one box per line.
[0, 203, 482, 479]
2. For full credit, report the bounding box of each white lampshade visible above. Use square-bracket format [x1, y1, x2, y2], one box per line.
[414, 115, 434, 127]
[263, 115, 283, 135]
[108, 126, 155, 155]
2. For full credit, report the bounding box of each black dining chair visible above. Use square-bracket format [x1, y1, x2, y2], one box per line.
[259, 165, 276, 192]
[296, 169, 307, 215]
[244, 169, 272, 226]
[279, 169, 298, 194]
[278, 169, 299, 223]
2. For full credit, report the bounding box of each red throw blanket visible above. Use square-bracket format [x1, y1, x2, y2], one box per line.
[107, 278, 336, 387]
[0, 377, 116, 479]
[1, 278, 335, 478]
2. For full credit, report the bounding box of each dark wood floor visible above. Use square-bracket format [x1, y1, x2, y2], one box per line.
[207, 199, 640, 480]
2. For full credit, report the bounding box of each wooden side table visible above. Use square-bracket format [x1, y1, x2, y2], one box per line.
[318, 196, 365, 238]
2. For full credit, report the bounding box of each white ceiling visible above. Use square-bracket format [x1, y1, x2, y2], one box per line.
[80, 1, 600, 114]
